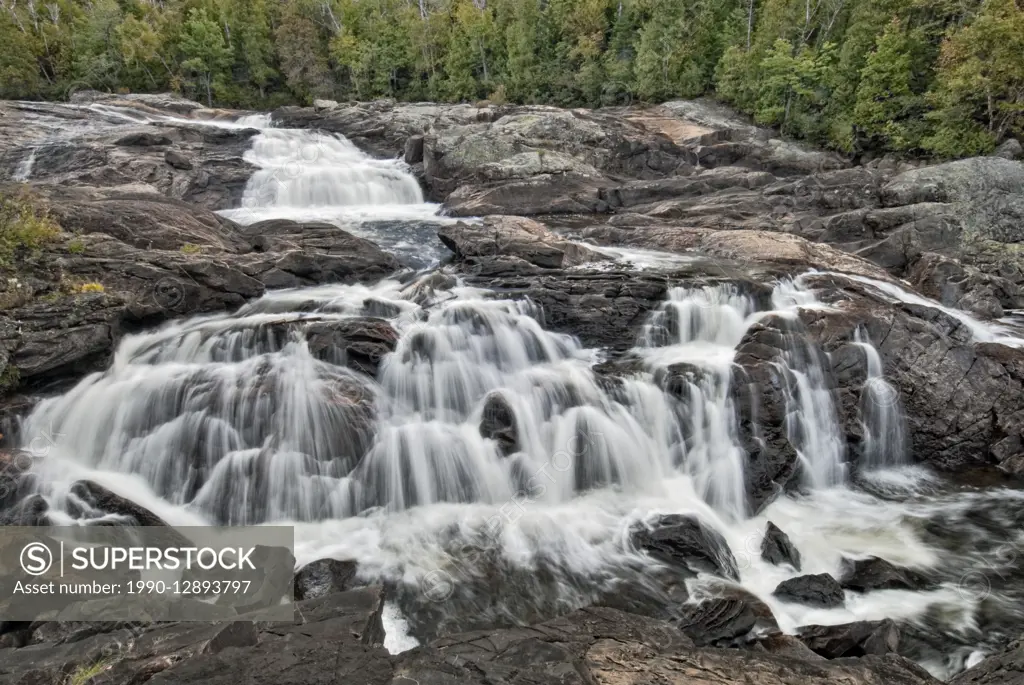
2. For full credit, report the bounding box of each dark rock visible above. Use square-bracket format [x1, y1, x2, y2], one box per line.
[761, 521, 802, 570]
[773, 573, 845, 608]
[675, 587, 779, 646]
[0, 493, 49, 525]
[479, 392, 518, 456]
[115, 132, 172, 147]
[293, 558, 360, 601]
[404, 135, 424, 164]
[67, 480, 169, 526]
[798, 620, 901, 659]
[304, 317, 399, 377]
[840, 557, 933, 593]
[631, 514, 740, 580]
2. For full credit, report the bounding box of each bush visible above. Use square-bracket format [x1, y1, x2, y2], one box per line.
[0, 188, 60, 266]
[78, 282, 105, 293]
[180, 242, 202, 255]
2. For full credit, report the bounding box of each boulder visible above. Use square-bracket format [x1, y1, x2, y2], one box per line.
[798, 620, 901, 659]
[772, 573, 845, 608]
[839, 557, 933, 593]
[67, 480, 169, 526]
[761, 521, 802, 570]
[479, 392, 519, 456]
[631, 514, 740, 580]
[993, 138, 1023, 161]
[293, 558, 360, 601]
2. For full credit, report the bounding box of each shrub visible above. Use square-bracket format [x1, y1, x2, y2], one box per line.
[180, 242, 202, 255]
[78, 282, 105, 293]
[0, 188, 61, 266]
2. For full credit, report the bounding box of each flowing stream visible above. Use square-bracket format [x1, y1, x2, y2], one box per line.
[14, 108, 1024, 679]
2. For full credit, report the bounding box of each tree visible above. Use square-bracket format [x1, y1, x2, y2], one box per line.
[178, 8, 233, 106]
[924, 0, 1024, 156]
[852, 19, 921, 151]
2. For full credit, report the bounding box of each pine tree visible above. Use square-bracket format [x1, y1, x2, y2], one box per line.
[179, 8, 233, 106]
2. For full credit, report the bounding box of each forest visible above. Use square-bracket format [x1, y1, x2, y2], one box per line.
[1, 0, 1022, 159]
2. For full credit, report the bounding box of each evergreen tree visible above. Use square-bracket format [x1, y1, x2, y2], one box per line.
[178, 8, 233, 106]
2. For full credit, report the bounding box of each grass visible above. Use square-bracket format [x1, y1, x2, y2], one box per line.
[65, 658, 112, 685]
[67, 238, 86, 254]
[180, 242, 202, 255]
[78, 282, 105, 293]
[0, 365, 19, 392]
[0, 186, 61, 266]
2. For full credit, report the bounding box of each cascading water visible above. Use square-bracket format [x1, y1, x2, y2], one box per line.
[854, 328, 908, 470]
[13, 106, 1024, 678]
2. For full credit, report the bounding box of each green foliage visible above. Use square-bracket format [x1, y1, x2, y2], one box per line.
[923, 0, 1024, 157]
[0, 0, 1020, 159]
[0, 189, 61, 267]
[180, 242, 202, 255]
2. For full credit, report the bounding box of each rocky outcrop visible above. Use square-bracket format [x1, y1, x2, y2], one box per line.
[0, 101, 258, 211]
[797, 274, 1024, 474]
[0, 588, 945, 685]
[951, 636, 1024, 685]
[0, 188, 400, 394]
[439, 215, 603, 269]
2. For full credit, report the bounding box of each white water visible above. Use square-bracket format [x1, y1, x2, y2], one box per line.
[11, 104, 1024, 674]
[854, 329, 908, 470]
[839, 272, 1024, 348]
[13, 148, 36, 181]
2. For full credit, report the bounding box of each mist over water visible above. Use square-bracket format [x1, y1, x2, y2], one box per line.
[15, 107, 1024, 679]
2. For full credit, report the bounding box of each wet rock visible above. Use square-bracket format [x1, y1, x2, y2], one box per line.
[840, 556, 933, 593]
[67, 480, 169, 526]
[761, 521, 802, 571]
[675, 587, 779, 646]
[631, 514, 740, 580]
[438, 215, 602, 269]
[293, 558, 361, 601]
[0, 493, 49, 525]
[773, 573, 845, 608]
[479, 392, 518, 456]
[950, 636, 1024, 685]
[304, 318, 399, 377]
[798, 620, 901, 659]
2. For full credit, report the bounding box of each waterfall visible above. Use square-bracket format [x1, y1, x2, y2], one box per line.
[13, 148, 36, 181]
[854, 329, 908, 470]
[636, 284, 759, 520]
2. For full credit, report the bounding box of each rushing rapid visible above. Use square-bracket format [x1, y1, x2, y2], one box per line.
[13, 107, 1024, 679]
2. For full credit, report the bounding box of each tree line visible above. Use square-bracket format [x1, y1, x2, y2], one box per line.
[1, 0, 1022, 158]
